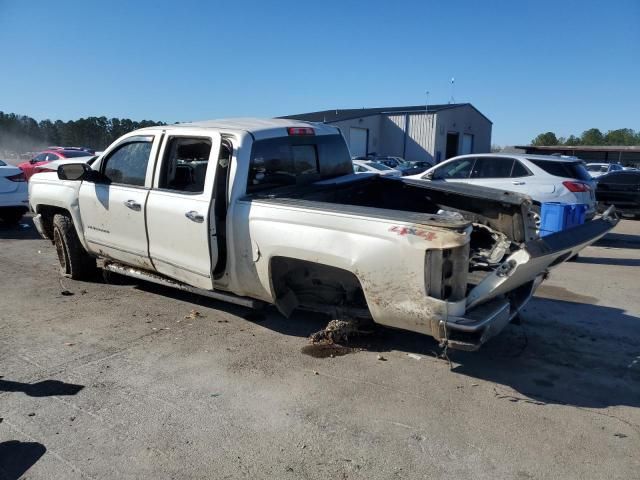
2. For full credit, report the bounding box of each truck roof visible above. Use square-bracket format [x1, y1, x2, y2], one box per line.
[138, 117, 339, 139]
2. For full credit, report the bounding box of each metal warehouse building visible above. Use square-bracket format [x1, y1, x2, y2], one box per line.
[516, 145, 640, 169]
[283, 103, 492, 164]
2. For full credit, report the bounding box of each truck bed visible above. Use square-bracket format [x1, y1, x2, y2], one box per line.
[246, 175, 535, 244]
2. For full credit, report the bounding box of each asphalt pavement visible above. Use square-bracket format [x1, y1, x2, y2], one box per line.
[1, 218, 639, 479]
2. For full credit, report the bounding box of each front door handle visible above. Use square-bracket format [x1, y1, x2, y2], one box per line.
[512, 181, 525, 185]
[185, 211, 204, 223]
[124, 200, 141, 211]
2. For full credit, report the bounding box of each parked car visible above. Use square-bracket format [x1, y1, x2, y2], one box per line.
[0, 160, 29, 224]
[35, 156, 98, 174]
[18, 149, 95, 180]
[586, 162, 624, 178]
[596, 170, 640, 217]
[353, 159, 402, 177]
[409, 153, 597, 229]
[29, 119, 617, 351]
[369, 156, 432, 176]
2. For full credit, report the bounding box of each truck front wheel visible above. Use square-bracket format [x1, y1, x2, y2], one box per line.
[53, 213, 96, 280]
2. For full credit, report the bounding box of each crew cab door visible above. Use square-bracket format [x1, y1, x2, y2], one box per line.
[78, 134, 160, 269]
[145, 130, 221, 289]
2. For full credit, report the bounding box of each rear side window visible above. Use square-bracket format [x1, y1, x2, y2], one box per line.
[103, 137, 153, 186]
[0, 160, 6, 166]
[247, 134, 352, 193]
[159, 137, 212, 193]
[529, 159, 592, 181]
[470, 157, 514, 178]
[511, 160, 530, 177]
[433, 158, 474, 179]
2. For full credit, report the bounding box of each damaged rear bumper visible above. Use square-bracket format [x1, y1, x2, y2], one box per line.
[442, 276, 543, 351]
[439, 213, 618, 351]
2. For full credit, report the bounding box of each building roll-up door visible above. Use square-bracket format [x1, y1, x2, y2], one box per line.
[349, 127, 368, 157]
[462, 134, 474, 155]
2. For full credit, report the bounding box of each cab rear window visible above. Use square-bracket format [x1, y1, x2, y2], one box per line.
[247, 134, 352, 193]
[528, 159, 592, 181]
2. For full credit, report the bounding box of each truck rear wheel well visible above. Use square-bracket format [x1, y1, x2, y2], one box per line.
[36, 205, 71, 240]
[269, 257, 368, 317]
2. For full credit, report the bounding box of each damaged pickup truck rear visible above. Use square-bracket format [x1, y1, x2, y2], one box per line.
[28, 119, 618, 350]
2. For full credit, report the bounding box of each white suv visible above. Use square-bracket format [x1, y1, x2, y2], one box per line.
[409, 154, 597, 226]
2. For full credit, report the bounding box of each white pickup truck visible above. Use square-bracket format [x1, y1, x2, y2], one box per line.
[29, 118, 617, 350]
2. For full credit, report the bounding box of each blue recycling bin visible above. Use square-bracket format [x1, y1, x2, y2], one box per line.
[540, 203, 587, 237]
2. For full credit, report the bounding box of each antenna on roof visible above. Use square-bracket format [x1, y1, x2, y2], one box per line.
[449, 77, 456, 104]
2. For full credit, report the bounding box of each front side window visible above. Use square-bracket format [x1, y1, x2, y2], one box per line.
[433, 158, 475, 179]
[102, 137, 153, 186]
[45, 153, 60, 161]
[33, 154, 47, 162]
[159, 137, 212, 193]
[470, 157, 514, 178]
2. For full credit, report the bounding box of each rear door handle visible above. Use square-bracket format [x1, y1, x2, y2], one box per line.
[512, 181, 525, 185]
[124, 200, 141, 211]
[185, 211, 204, 223]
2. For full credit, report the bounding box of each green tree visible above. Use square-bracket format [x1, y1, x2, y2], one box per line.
[531, 132, 559, 146]
[564, 135, 580, 146]
[604, 128, 636, 145]
[580, 128, 604, 145]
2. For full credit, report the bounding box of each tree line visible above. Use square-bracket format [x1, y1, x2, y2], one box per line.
[0, 111, 166, 153]
[531, 128, 640, 147]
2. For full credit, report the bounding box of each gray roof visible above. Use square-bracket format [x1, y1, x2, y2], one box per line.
[281, 103, 492, 124]
[517, 145, 640, 153]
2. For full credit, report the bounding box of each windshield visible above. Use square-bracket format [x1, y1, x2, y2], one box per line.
[367, 162, 392, 171]
[247, 134, 352, 193]
[0, 160, 6, 167]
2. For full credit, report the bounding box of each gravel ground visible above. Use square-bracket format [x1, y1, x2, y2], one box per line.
[1, 217, 639, 479]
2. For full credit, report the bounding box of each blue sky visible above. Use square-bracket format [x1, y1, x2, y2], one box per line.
[0, 0, 638, 145]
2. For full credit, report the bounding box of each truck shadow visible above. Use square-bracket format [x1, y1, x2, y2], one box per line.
[133, 282, 640, 409]
[594, 232, 640, 250]
[0, 217, 41, 240]
[0, 441, 46, 480]
[450, 298, 640, 409]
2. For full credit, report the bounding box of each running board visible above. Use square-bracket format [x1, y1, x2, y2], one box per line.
[103, 262, 265, 309]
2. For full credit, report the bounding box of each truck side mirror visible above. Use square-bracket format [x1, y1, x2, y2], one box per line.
[57, 163, 92, 181]
[424, 170, 435, 180]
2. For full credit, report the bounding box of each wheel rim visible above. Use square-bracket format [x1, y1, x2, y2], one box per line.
[53, 228, 70, 274]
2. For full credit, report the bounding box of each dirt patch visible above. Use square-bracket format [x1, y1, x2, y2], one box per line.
[536, 285, 598, 305]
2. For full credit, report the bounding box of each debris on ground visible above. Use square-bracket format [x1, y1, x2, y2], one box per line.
[64, 342, 75, 346]
[27, 413, 35, 417]
[407, 353, 422, 360]
[377, 354, 387, 361]
[60, 290, 74, 296]
[313, 371, 319, 375]
[309, 317, 373, 345]
[184, 309, 203, 320]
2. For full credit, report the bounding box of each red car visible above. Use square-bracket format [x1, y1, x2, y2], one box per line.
[18, 148, 94, 180]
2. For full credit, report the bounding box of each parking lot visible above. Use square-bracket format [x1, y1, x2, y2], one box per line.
[1, 217, 639, 479]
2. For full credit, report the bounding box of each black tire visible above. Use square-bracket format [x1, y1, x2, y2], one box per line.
[0, 209, 25, 225]
[52, 213, 96, 280]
